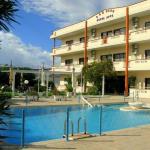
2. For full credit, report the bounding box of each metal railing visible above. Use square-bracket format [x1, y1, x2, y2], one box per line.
[53, 27, 150, 51]
[81, 95, 93, 108]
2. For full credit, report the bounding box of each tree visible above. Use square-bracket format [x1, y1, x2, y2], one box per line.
[65, 77, 73, 92]
[0, 0, 18, 31]
[0, 92, 12, 142]
[82, 61, 115, 93]
[0, 1, 18, 142]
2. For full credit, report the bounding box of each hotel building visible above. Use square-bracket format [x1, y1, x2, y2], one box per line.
[50, 0, 150, 98]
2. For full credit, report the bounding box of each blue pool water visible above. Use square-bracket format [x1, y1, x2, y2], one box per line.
[1, 104, 150, 145]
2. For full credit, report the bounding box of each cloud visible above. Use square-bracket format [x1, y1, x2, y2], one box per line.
[0, 31, 51, 68]
[21, 0, 141, 26]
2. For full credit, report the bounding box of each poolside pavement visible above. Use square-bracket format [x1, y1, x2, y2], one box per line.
[22, 125, 150, 150]
[11, 95, 128, 108]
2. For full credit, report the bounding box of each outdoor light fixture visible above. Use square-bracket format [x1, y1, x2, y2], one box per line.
[24, 80, 29, 106]
[24, 80, 29, 85]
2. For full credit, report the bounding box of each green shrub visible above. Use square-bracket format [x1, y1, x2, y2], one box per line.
[87, 86, 98, 95]
[51, 88, 59, 95]
[48, 92, 52, 96]
[1, 85, 11, 92]
[59, 91, 66, 96]
[0, 92, 12, 101]
[27, 91, 38, 96]
[82, 92, 88, 95]
[66, 84, 73, 92]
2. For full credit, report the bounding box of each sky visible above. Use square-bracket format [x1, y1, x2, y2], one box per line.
[0, 0, 142, 68]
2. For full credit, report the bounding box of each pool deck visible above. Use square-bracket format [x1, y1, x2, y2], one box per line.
[11, 95, 150, 108]
[11, 95, 128, 108]
[20, 124, 150, 150]
[1, 124, 150, 150]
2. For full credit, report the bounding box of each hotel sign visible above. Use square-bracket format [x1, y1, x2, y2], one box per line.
[96, 9, 115, 22]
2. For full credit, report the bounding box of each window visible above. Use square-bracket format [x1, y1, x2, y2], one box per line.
[79, 58, 84, 64]
[114, 29, 120, 36]
[145, 78, 150, 89]
[91, 50, 96, 58]
[132, 17, 139, 28]
[66, 40, 73, 46]
[107, 31, 113, 37]
[114, 27, 125, 36]
[101, 32, 107, 38]
[113, 53, 125, 61]
[91, 28, 96, 37]
[101, 54, 112, 62]
[120, 27, 126, 34]
[79, 37, 85, 43]
[145, 21, 150, 29]
[65, 59, 73, 65]
[101, 31, 112, 38]
[77, 77, 83, 86]
[145, 50, 150, 59]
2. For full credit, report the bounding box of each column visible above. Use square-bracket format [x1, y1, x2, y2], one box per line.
[20, 73, 23, 87]
[53, 38, 55, 84]
[84, 21, 88, 65]
[38, 71, 40, 95]
[84, 20, 88, 93]
[46, 72, 49, 97]
[125, 7, 129, 96]
[102, 75, 105, 97]
[72, 67, 76, 95]
[12, 72, 16, 97]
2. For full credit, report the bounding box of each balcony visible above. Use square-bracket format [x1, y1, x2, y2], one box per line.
[52, 27, 150, 56]
[52, 34, 125, 56]
[128, 59, 150, 71]
[130, 88, 150, 98]
[52, 58, 150, 74]
[113, 58, 150, 71]
[52, 64, 83, 74]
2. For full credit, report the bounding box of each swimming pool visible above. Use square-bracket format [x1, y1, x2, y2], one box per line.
[1, 104, 150, 145]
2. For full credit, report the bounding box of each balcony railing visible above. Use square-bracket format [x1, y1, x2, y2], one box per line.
[130, 88, 150, 98]
[52, 27, 150, 56]
[52, 64, 83, 73]
[114, 58, 150, 71]
[128, 58, 150, 71]
[52, 58, 150, 73]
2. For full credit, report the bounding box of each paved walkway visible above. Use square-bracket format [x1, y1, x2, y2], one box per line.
[22, 125, 150, 150]
[11, 95, 127, 108]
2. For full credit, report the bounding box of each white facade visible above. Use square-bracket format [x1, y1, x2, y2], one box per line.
[50, 0, 150, 98]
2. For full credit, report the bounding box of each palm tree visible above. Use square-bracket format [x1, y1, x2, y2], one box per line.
[0, 0, 18, 144]
[0, 93, 12, 142]
[0, 0, 18, 31]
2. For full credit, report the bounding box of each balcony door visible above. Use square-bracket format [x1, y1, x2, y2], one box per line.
[145, 50, 150, 59]
[65, 59, 73, 66]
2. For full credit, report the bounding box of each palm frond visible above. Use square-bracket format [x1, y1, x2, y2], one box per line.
[0, 0, 19, 31]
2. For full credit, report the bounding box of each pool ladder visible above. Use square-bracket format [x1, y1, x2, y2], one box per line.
[63, 117, 87, 137]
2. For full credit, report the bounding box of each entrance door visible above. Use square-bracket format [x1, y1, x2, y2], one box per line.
[105, 76, 125, 95]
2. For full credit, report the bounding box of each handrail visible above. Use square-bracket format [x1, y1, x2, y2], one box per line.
[63, 119, 74, 137]
[81, 95, 93, 108]
[53, 27, 150, 50]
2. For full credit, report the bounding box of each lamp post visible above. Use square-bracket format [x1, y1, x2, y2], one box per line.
[38, 69, 40, 96]
[72, 67, 76, 96]
[24, 80, 29, 106]
[81, 69, 83, 95]
[41, 64, 46, 87]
